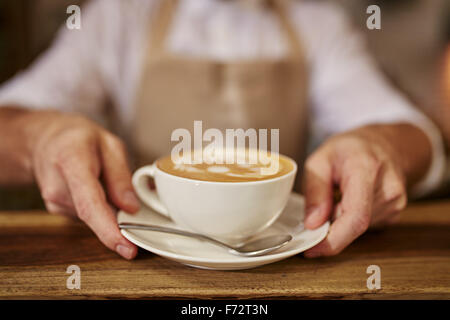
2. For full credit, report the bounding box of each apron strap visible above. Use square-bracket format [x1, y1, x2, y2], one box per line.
[149, 0, 178, 53]
[269, 0, 303, 60]
[148, 0, 304, 60]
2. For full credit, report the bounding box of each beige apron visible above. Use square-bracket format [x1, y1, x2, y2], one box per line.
[131, 0, 309, 187]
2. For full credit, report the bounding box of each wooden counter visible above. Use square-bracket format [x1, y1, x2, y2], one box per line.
[0, 200, 449, 299]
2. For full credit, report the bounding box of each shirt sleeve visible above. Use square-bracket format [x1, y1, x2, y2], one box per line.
[0, 0, 110, 123]
[295, 2, 446, 197]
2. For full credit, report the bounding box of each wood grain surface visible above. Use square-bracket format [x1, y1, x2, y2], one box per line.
[0, 200, 449, 299]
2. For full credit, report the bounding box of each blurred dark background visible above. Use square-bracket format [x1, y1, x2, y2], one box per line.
[0, 0, 86, 84]
[0, 0, 449, 209]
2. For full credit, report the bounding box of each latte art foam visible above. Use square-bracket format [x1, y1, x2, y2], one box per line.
[157, 151, 294, 182]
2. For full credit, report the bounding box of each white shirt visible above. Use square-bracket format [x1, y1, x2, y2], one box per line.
[0, 0, 445, 196]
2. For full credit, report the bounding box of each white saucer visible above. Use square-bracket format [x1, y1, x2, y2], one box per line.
[118, 193, 329, 270]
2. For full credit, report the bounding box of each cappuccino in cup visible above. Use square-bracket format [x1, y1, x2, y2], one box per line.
[157, 151, 294, 182]
[132, 149, 297, 242]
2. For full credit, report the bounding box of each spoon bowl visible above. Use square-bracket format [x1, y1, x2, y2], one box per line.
[232, 234, 293, 257]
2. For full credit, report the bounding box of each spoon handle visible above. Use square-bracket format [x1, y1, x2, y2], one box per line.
[118, 222, 232, 250]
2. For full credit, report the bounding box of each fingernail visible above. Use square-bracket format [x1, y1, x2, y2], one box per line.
[124, 190, 140, 209]
[116, 244, 134, 259]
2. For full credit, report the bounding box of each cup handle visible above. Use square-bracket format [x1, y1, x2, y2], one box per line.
[132, 164, 170, 218]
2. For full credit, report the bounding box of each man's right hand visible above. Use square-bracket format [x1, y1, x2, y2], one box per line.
[7, 109, 140, 259]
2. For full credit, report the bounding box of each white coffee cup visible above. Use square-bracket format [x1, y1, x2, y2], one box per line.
[132, 156, 297, 242]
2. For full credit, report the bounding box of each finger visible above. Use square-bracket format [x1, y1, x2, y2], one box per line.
[304, 157, 379, 257]
[331, 202, 343, 222]
[370, 208, 401, 228]
[35, 158, 74, 209]
[383, 214, 401, 226]
[46, 202, 77, 216]
[303, 153, 334, 229]
[371, 165, 407, 226]
[100, 133, 140, 213]
[58, 147, 138, 260]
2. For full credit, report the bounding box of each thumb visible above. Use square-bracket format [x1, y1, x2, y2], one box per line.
[302, 153, 333, 229]
[100, 133, 140, 213]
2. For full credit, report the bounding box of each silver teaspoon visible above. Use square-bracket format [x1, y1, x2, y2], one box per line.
[118, 222, 292, 257]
